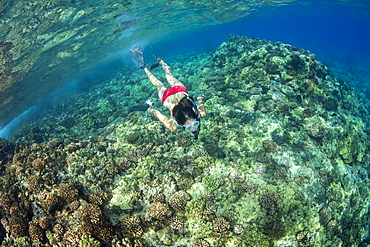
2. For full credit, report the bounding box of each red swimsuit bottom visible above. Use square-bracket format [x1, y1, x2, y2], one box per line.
[161, 85, 188, 104]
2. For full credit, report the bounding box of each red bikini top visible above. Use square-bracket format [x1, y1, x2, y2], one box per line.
[161, 85, 188, 104]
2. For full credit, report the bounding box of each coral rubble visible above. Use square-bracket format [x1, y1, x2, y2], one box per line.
[0, 35, 369, 246]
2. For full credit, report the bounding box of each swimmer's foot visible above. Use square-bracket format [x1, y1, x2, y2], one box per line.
[149, 58, 161, 70]
[130, 45, 146, 69]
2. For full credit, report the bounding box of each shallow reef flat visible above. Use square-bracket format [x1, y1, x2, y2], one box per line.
[0, 35, 369, 246]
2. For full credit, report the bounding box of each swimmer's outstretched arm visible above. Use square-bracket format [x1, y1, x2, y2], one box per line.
[148, 108, 177, 132]
[197, 96, 206, 118]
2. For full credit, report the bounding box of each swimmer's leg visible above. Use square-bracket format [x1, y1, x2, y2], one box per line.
[160, 60, 185, 87]
[144, 68, 166, 99]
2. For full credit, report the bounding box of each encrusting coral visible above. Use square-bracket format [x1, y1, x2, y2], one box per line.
[0, 35, 369, 246]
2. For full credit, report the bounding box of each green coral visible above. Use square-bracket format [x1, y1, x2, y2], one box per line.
[339, 120, 367, 164]
[79, 234, 101, 247]
[1, 236, 31, 247]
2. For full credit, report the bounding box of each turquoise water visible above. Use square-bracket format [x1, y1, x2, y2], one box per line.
[0, 1, 370, 246]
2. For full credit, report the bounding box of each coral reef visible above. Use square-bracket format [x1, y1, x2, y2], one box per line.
[0, 35, 369, 246]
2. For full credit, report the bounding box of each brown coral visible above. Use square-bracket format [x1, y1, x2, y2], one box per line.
[27, 175, 40, 192]
[58, 182, 79, 203]
[29, 221, 44, 243]
[212, 217, 229, 233]
[94, 226, 113, 243]
[203, 203, 217, 218]
[34, 216, 51, 230]
[53, 223, 64, 242]
[242, 181, 259, 194]
[150, 193, 165, 203]
[77, 203, 102, 224]
[64, 142, 85, 152]
[0, 138, 15, 166]
[8, 216, 27, 237]
[31, 157, 46, 170]
[63, 231, 80, 247]
[192, 239, 211, 247]
[88, 188, 110, 205]
[133, 239, 145, 247]
[147, 202, 172, 220]
[0, 192, 13, 210]
[259, 191, 278, 211]
[66, 200, 80, 212]
[168, 216, 184, 230]
[116, 156, 133, 170]
[75, 202, 113, 243]
[37, 191, 61, 212]
[262, 139, 278, 153]
[168, 190, 190, 212]
[175, 133, 193, 147]
[122, 215, 143, 237]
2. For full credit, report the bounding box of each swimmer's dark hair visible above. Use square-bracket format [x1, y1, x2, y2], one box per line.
[173, 97, 198, 126]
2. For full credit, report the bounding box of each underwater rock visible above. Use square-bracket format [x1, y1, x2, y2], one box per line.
[262, 139, 278, 152]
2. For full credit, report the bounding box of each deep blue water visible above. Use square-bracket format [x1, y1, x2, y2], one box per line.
[150, 0, 370, 75]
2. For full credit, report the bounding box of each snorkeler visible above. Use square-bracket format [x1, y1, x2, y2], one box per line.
[130, 45, 206, 140]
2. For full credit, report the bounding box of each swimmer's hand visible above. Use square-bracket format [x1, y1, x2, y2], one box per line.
[197, 95, 205, 103]
[147, 107, 177, 132]
[197, 95, 206, 118]
[145, 98, 154, 107]
[147, 107, 155, 114]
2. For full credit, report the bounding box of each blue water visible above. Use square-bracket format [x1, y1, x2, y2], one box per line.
[150, 0, 370, 76]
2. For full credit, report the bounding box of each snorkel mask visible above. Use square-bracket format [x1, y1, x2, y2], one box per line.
[181, 119, 200, 140]
[179, 96, 201, 139]
[183, 119, 200, 133]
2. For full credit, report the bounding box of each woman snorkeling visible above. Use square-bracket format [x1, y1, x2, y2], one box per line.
[130, 45, 206, 140]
